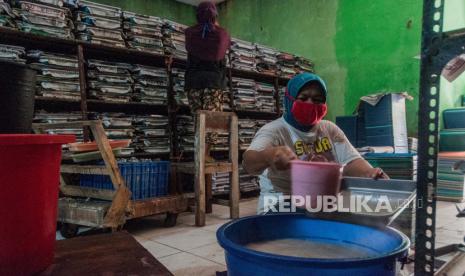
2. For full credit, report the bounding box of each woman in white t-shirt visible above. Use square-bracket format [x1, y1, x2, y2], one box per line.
[243, 73, 388, 214]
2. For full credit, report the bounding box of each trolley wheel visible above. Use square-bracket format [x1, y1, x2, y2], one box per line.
[60, 223, 79, 239]
[164, 213, 178, 227]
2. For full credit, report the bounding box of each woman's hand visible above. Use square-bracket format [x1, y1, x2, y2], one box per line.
[269, 146, 298, 171]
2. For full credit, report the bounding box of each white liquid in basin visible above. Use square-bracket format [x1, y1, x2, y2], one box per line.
[246, 238, 377, 259]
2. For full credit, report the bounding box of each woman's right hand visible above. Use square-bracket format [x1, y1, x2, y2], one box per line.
[269, 146, 298, 171]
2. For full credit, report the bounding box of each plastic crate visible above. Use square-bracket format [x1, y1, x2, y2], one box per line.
[79, 161, 170, 200]
[443, 108, 465, 129]
[335, 115, 357, 146]
[439, 130, 465, 152]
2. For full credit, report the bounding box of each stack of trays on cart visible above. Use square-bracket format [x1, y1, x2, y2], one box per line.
[162, 19, 187, 59]
[229, 38, 256, 72]
[131, 64, 168, 105]
[74, 0, 124, 47]
[122, 12, 164, 54]
[133, 115, 170, 154]
[87, 59, 133, 102]
[11, 0, 74, 39]
[90, 112, 135, 156]
[27, 50, 80, 100]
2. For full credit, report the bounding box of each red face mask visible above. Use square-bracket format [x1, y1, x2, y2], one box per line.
[291, 101, 328, 126]
[286, 89, 328, 126]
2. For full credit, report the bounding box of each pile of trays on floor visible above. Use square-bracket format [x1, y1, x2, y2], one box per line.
[437, 152, 465, 202]
[0, 43, 26, 63]
[238, 119, 257, 150]
[176, 115, 195, 153]
[363, 153, 417, 181]
[162, 20, 187, 59]
[74, 0, 124, 47]
[232, 77, 256, 111]
[90, 112, 135, 157]
[255, 44, 278, 75]
[27, 50, 80, 100]
[11, 0, 74, 39]
[87, 59, 133, 102]
[172, 67, 188, 106]
[122, 12, 164, 54]
[131, 64, 168, 104]
[33, 110, 83, 145]
[0, 0, 16, 28]
[255, 82, 276, 113]
[133, 115, 170, 154]
[277, 52, 298, 78]
[229, 38, 256, 71]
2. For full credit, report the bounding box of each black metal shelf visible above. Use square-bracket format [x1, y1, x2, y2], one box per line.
[34, 96, 82, 111]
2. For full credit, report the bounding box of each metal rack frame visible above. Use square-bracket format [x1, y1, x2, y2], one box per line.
[416, 0, 465, 274]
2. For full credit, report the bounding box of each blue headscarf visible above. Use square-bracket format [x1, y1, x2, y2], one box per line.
[283, 73, 328, 132]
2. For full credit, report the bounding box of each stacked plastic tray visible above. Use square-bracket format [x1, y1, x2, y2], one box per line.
[87, 59, 133, 102]
[33, 110, 83, 142]
[162, 20, 187, 60]
[295, 56, 314, 73]
[0, 43, 26, 63]
[437, 152, 465, 202]
[239, 119, 256, 150]
[80, 160, 170, 200]
[212, 172, 230, 195]
[123, 12, 164, 55]
[133, 115, 170, 154]
[223, 89, 232, 111]
[255, 44, 278, 75]
[363, 153, 418, 181]
[277, 52, 297, 78]
[255, 82, 276, 113]
[239, 167, 259, 192]
[12, 0, 74, 39]
[92, 112, 135, 156]
[229, 38, 256, 71]
[131, 64, 168, 104]
[335, 115, 358, 147]
[176, 115, 195, 152]
[172, 67, 187, 106]
[232, 77, 256, 111]
[74, 0, 124, 47]
[0, 1, 15, 28]
[27, 50, 80, 100]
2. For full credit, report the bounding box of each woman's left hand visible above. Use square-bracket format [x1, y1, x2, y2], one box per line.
[369, 167, 389, 180]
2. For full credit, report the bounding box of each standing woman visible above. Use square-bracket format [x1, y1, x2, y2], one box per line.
[185, 1, 231, 161]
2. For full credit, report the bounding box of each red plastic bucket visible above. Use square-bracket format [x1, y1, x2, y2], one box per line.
[0, 134, 75, 275]
[291, 160, 343, 208]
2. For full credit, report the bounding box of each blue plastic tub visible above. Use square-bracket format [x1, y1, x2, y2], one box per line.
[217, 214, 409, 276]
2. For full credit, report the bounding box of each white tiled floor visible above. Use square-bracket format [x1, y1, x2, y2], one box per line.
[123, 198, 464, 276]
[124, 198, 258, 276]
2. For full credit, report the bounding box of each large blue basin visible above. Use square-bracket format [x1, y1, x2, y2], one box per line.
[217, 214, 409, 276]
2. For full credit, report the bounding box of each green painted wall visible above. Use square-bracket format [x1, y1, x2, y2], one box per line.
[91, 0, 196, 25]
[218, 0, 423, 134]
